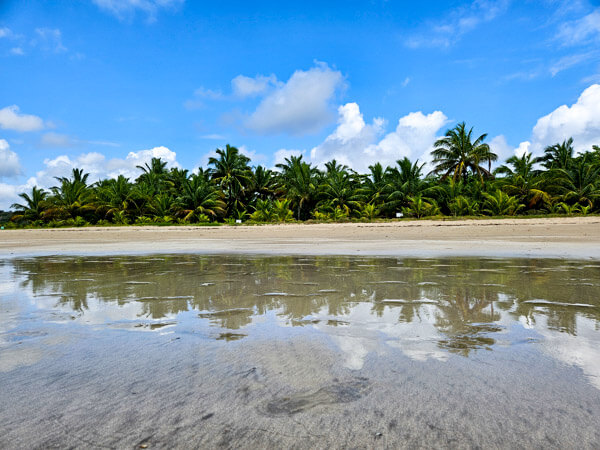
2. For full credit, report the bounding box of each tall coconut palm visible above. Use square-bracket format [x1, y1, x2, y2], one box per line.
[47, 168, 94, 219]
[495, 153, 549, 209]
[431, 122, 497, 182]
[176, 172, 225, 222]
[318, 160, 362, 214]
[552, 153, 600, 208]
[167, 168, 190, 194]
[208, 144, 252, 215]
[384, 157, 430, 212]
[95, 175, 133, 221]
[251, 165, 278, 201]
[276, 155, 319, 220]
[11, 186, 48, 223]
[537, 138, 574, 170]
[361, 162, 388, 205]
[136, 157, 169, 179]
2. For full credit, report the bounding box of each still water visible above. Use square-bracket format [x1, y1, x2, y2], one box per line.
[1, 255, 600, 448]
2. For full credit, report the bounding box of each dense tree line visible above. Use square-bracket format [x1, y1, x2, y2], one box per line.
[7, 123, 600, 227]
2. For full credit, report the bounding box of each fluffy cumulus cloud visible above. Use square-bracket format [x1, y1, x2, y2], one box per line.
[0, 139, 21, 178]
[309, 103, 385, 171]
[0, 105, 45, 132]
[488, 135, 514, 163]
[530, 83, 600, 154]
[309, 103, 448, 173]
[487, 84, 600, 160]
[245, 63, 345, 136]
[92, 0, 184, 21]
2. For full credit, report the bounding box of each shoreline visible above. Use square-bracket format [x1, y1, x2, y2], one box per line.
[1, 217, 599, 259]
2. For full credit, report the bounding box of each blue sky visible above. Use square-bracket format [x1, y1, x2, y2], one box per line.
[1, 0, 600, 208]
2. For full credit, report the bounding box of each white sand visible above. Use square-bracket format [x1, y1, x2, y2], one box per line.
[2, 217, 599, 259]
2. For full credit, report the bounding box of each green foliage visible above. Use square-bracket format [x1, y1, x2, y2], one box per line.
[449, 195, 480, 216]
[10, 137, 600, 227]
[358, 203, 381, 220]
[482, 190, 524, 216]
[402, 195, 440, 218]
[431, 122, 497, 182]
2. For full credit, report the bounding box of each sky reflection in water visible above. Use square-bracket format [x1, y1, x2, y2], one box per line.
[2, 255, 600, 388]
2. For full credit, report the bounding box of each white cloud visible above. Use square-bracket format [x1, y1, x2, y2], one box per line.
[514, 141, 531, 157]
[10, 47, 24, 55]
[200, 134, 226, 140]
[310, 103, 448, 173]
[310, 103, 385, 171]
[406, 0, 510, 49]
[245, 63, 345, 136]
[231, 74, 278, 98]
[557, 9, 600, 46]
[401, 77, 411, 87]
[530, 83, 600, 153]
[0, 139, 21, 178]
[550, 52, 597, 76]
[490, 84, 600, 161]
[0, 180, 36, 211]
[184, 87, 223, 110]
[34, 28, 67, 53]
[39, 132, 119, 148]
[236, 144, 266, 164]
[272, 149, 306, 168]
[488, 135, 514, 162]
[92, 0, 184, 21]
[40, 132, 76, 148]
[0, 27, 10, 38]
[0, 105, 45, 132]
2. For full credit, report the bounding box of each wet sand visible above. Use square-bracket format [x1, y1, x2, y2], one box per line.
[1, 216, 600, 258]
[2, 255, 600, 448]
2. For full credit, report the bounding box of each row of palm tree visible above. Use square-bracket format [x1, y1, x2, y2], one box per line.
[8, 123, 600, 227]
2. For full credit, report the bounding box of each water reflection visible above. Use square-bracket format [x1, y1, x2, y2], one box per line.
[2, 255, 600, 381]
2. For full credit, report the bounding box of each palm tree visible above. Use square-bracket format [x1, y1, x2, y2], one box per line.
[495, 153, 549, 210]
[552, 153, 600, 208]
[11, 186, 48, 223]
[176, 172, 225, 222]
[448, 195, 479, 216]
[481, 189, 524, 216]
[537, 138, 574, 170]
[276, 155, 319, 220]
[95, 175, 133, 221]
[167, 168, 190, 193]
[208, 145, 252, 216]
[47, 168, 95, 220]
[431, 122, 497, 182]
[318, 160, 362, 215]
[384, 157, 430, 212]
[149, 193, 177, 220]
[251, 165, 278, 201]
[361, 162, 388, 206]
[136, 157, 168, 179]
[402, 195, 440, 218]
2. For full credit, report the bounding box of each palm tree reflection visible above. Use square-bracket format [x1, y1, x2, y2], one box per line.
[10, 256, 599, 355]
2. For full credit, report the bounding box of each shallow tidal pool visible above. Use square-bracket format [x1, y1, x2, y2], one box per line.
[1, 254, 600, 448]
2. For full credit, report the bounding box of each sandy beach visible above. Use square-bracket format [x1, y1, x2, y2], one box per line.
[1, 217, 599, 259]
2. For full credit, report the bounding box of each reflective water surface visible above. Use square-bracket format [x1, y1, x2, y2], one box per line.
[1, 255, 600, 448]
